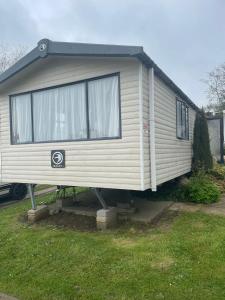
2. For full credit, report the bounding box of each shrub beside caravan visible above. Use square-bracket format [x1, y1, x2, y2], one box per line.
[0, 39, 198, 196]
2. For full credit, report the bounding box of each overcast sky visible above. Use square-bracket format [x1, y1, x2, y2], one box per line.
[1, 0, 225, 106]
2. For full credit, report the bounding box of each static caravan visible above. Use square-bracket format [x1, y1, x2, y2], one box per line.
[0, 39, 198, 195]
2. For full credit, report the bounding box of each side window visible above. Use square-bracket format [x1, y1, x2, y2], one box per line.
[11, 94, 32, 144]
[176, 99, 189, 140]
[88, 75, 120, 139]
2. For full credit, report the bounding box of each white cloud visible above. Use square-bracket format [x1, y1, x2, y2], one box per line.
[2, 0, 225, 106]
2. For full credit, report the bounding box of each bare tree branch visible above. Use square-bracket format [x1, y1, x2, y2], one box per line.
[204, 63, 225, 113]
[0, 43, 29, 74]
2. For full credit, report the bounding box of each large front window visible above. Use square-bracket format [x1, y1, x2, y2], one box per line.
[32, 83, 87, 142]
[10, 74, 120, 144]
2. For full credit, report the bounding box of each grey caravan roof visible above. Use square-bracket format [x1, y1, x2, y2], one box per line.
[0, 39, 199, 111]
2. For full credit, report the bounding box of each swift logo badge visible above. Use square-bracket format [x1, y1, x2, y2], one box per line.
[51, 150, 65, 168]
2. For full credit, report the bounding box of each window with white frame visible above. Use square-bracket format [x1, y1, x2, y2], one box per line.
[11, 94, 32, 144]
[176, 99, 189, 140]
[88, 76, 119, 139]
[10, 74, 121, 144]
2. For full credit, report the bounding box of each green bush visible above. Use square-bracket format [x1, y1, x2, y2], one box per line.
[209, 163, 225, 180]
[177, 174, 220, 204]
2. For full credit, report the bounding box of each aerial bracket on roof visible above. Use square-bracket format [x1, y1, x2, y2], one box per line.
[37, 38, 49, 58]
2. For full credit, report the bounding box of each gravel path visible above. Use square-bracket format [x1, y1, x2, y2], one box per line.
[170, 195, 225, 216]
[0, 293, 18, 300]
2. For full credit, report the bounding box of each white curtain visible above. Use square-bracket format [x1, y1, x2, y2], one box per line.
[88, 76, 119, 138]
[181, 103, 186, 138]
[185, 106, 189, 139]
[33, 83, 87, 142]
[177, 100, 188, 139]
[11, 94, 32, 143]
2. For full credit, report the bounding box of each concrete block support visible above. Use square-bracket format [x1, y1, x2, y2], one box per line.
[27, 205, 49, 223]
[96, 207, 117, 230]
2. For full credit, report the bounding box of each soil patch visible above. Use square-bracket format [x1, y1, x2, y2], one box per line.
[151, 256, 175, 271]
[37, 209, 179, 233]
[37, 212, 97, 232]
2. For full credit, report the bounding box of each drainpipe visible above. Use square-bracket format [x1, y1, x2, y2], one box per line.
[149, 68, 157, 191]
[222, 110, 225, 163]
[139, 63, 144, 190]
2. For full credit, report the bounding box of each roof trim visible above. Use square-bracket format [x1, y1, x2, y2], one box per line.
[0, 38, 199, 111]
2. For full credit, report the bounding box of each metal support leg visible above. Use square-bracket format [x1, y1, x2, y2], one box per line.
[28, 184, 36, 210]
[92, 188, 108, 209]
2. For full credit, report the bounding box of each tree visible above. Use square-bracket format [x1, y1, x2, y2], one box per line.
[0, 43, 28, 74]
[204, 63, 225, 114]
[192, 109, 213, 172]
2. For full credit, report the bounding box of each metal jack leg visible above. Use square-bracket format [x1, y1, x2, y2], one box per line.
[28, 184, 36, 210]
[92, 188, 108, 209]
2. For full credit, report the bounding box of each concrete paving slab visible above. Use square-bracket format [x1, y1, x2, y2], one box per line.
[131, 200, 173, 223]
[169, 196, 225, 217]
[170, 202, 202, 212]
[62, 206, 97, 217]
[48, 202, 60, 215]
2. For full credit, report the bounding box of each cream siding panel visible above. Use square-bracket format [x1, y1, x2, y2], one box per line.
[154, 76, 196, 185]
[142, 65, 151, 189]
[0, 57, 142, 190]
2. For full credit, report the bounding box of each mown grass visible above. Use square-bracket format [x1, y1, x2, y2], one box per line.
[1, 193, 225, 299]
[34, 184, 54, 192]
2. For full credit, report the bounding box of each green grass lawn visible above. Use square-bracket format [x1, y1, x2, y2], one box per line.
[34, 184, 54, 192]
[1, 193, 225, 300]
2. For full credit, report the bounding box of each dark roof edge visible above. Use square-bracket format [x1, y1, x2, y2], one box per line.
[0, 47, 41, 83]
[135, 51, 199, 111]
[0, 38, 199, 112]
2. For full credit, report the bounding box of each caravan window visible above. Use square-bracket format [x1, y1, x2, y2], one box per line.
[88, 76, 119, 138]
[10, 73, 121, 144]
[32, 83, 87, 142]
[11, 94, 32, 144]
[176, 99, 189, 140]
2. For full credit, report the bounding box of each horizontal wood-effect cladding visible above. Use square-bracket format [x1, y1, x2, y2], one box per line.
[154, 76, 196, 185]
[142, 65, 151, 189]
[0, 57, 142, 190]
